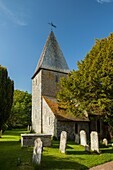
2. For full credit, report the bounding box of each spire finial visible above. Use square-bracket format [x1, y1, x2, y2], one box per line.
[48, 22, 56, 31]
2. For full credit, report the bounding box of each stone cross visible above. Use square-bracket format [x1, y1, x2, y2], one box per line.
[90, 131, 99, 153]
[80, 130, 87, 146]
[32, 138, 43, 165]
[59, 131, 67, 153]
[103, 138, 108, 146]
[75, 134, 79, 144]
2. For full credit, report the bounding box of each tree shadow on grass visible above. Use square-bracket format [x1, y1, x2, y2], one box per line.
[41, 155, 88, 170]
[100, 148, 113, 154]
[66, 150, 89, 155]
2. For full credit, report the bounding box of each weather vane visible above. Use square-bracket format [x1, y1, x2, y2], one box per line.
[48, 22, 56, 31]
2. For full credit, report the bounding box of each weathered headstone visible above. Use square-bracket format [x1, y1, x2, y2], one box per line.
[80, 130, 87, 146]
[59, 131, 67, 153]
[103, 138, 108, 146]
[32, 138, 43, 165]
[90, 131, 99, 153]
[27, 125, 32, 131]
[27, 125, 30, 131]
[111, 143, 113, 149]
[75, 134, 79, 144]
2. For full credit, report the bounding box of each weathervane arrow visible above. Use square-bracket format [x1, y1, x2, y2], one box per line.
[48, 22, 56, 31]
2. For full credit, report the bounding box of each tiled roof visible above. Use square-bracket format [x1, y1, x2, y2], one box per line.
[32, 31, 70, 78]
[43, 96, 89, 122]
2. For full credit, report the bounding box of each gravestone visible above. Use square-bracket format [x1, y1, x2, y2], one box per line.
[80, 130, 87, 146]
[103, 138, 108, 146]
[27, 125, 30, 131]
[27, 125, 32, 131]
[32, 138, 43, 165]
[111, 143, 113, 149]
[59, 131, 67, 153]
[75, 134, 79, 144]
[90, 131, 99, 153]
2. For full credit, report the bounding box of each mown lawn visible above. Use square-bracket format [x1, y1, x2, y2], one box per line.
[0, 129, 113, 170]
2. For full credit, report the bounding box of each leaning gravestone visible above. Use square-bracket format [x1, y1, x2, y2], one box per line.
[75, 134, 79, 144]
[90, 131, 99, 153]
[103, 138, 108, 146]
[80, 130, 87, 146]
[32, 138, 43, 165]
[59, 131, 67, 153]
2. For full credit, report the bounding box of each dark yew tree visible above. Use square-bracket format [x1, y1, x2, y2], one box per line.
[0, 65, 14, 131]
[57, 33, 113, 126]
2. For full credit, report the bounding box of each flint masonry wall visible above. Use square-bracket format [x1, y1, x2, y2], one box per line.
[41, 69, 68, 97]
[32, 70, 42, 133]
[57, 121, 89, 140]
[42, 97, 57, 136]
[32, 68, 67, 134]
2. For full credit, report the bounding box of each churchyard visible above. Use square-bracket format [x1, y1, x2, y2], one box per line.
[0, 129, 113, 170]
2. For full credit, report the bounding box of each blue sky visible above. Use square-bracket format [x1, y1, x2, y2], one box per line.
[0, 0, 113, 93]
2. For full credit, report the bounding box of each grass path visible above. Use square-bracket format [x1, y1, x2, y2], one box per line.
[0, 129, 113, 169]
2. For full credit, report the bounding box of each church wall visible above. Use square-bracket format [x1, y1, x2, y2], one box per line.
[32, 70, 42, 133]
[57, 121, 89, 140]
[57, 121, 75, 140]
[42, 97, 57, 136]
[78, 122, 89, 140]
[41, 69, 67, 97]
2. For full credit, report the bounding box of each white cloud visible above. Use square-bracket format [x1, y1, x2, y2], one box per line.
[0, 0, 27, 26]
[97, 0, 113, 3]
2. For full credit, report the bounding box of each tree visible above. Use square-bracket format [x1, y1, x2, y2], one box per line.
[57, 33, 113, 126]
[8, 90, 32, 128]
[0, 65, 14, 131]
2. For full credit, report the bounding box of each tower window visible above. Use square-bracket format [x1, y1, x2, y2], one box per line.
[55, 75, 58, 83]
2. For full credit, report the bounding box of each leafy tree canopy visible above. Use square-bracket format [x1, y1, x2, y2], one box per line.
[8, 90, 32, 128]
[0, 65, 14, 130]
[57, 33, 113, 126]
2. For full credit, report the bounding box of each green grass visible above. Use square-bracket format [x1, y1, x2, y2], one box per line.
[0, 130, 113, 170]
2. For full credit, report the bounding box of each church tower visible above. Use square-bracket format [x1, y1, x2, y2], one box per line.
[32, 31, 69, 133]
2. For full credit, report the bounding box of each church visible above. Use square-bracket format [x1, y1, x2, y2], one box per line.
[32, 31, 108, 140]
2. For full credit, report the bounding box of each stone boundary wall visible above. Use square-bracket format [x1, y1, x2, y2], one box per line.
[21, 134, 52, 147]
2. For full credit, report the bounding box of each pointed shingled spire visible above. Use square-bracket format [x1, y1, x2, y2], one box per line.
[32, 31, 70, 78]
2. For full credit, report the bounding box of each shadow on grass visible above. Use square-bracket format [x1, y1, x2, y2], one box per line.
[0, 140, 33, 170]
[101, 148, 113, 154]
[52, 141, 75, 149]
[66, 150, 89, 155]
[41, 155, 88, 170]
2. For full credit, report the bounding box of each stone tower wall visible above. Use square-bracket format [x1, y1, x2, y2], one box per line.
[32, 70, 42, 133]
[41, 69, 68, 97]
[32, 68, 68, 134]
